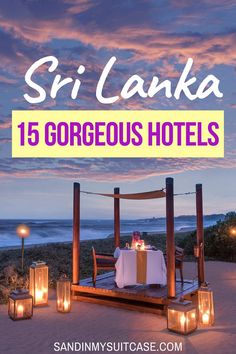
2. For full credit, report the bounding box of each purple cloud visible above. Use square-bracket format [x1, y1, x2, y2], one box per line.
[0, 157, 235, 181]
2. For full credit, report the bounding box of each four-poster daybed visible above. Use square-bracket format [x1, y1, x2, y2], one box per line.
[71, 177, 205, 314]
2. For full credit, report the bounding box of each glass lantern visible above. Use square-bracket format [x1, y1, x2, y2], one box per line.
[57, 276, 71, 313]
[30, 261, 48, 306]
[8, 289, 33, 321]
[167, 298, 198, 335]
[198, 283, 214, 326]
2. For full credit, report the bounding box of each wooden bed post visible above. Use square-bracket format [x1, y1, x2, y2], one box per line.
[196, 184, 205, 285]
[72, 182, 80, 284]
[114, 187, 120, 248]
[166, 177, 176, 298]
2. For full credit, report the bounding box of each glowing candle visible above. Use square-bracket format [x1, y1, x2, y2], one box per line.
[35, 289, 43, 302]
[140, 241, 145, 250]
[180, 314, 186, 332]
[17, 305, 24, 317]
[63, 300, 69, 311]
[202, 313, 210, 325]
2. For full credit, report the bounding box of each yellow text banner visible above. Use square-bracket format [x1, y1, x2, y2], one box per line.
[12, 110, 224, 158]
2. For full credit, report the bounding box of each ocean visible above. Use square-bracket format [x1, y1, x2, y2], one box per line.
[0, 215, 224, 248]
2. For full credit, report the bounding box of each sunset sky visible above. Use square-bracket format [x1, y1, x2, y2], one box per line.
[0, 0, 235, 219]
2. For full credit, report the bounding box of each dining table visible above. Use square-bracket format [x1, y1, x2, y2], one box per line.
[114, 248, 167, 289]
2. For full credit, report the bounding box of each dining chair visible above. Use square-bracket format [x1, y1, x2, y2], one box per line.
[92, 247, 117, 286]
[164, 246, 184, 284]
[175, 246, 184, 284]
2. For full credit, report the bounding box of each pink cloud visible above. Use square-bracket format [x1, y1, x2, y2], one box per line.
[0, 138, 11, 145]
[0, 120, 11, 129]
[0, 157, 235, 181]
[0, 75, 17, 84]
[0, 2, 235, 72]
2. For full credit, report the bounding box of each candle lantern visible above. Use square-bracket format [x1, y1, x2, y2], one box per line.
[30, 261, 48, 306]
[167, 298, 198, 335]
[198, 283, 214, 326]
[57, 276, 71, 313]
[8, 289, 33, 321]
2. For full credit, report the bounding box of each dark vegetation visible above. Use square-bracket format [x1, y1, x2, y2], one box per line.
[180, 212, 236, 262]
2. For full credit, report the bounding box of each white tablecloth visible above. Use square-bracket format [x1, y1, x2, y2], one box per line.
[115, 249, 167, 288]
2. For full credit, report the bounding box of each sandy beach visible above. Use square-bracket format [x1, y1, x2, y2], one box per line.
[0, 261, 235, 354]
